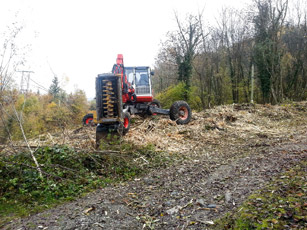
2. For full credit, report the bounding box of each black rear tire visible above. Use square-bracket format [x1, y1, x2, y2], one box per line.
[149, 99, 161, 108]
[170, 101, 192, 125]
[83, 114, 94, 126]
[148, 99, 161, 115]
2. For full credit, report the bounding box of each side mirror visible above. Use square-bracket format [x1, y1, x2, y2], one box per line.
[150, 71, 155, 76]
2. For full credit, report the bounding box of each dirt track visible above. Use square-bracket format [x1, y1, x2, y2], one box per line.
[3, 103, 307, 229]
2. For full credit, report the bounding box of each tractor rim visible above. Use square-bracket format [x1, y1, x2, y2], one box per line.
[86, 118, 93, 124]
[179, 106, 188, 120]
[124, 117, 129, 128]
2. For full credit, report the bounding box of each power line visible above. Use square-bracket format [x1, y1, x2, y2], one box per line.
[29, 78, 49, 92]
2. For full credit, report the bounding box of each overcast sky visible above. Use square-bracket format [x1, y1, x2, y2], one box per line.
[1, 0, 251, 99]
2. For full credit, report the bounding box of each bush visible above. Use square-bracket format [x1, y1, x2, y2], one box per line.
[155, 82, 202, 110]
[0, 90, 90, 143]
[0, 144, 173, 224]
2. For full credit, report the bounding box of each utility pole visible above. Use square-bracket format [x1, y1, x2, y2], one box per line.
[17, 70, 34, 119]
[251, 40, 255, 104]
[17, 70, 34, 94]
[251, 64, 254, 104]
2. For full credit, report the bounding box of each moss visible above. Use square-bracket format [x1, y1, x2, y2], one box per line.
[214, 161, 307, 229]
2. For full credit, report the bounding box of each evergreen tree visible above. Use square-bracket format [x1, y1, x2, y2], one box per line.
[48, 76, 67, 103]
[49, 76, 61, 99]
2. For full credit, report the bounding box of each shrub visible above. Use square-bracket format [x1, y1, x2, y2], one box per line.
[155, 82, 202, 110]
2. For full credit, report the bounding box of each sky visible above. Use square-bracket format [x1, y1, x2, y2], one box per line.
[0, 0, 252, 99]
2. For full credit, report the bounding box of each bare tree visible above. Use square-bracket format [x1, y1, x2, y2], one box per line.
[154, 0, 306, 107]
[215, 7, 253, 103]
[0, 24, 43, 178]
[163, 12, 203, 100]
[152, 46, 178, 93]
[0, 24, 24, 95]
[281, 0, 307, 100]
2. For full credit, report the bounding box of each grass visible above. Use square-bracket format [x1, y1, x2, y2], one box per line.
[214, 161, 307, 229]
[0, 142, 174, 227]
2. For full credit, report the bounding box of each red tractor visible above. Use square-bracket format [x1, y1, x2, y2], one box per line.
[95, 54, 191, 146]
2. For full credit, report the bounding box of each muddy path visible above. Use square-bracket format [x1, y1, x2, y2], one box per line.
[3, 103, 307, 229]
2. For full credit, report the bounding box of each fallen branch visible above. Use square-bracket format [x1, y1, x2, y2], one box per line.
[13, 106, 43, 178]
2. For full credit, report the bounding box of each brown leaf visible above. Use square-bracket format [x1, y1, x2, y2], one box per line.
[83, 206, 95, 215]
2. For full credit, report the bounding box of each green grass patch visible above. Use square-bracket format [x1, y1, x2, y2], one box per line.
[0, 143, 173, 226]
[214, 161, 307, 229]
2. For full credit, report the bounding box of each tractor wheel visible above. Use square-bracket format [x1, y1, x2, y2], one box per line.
[85, 117, 93, 125]
[148, 99, 161, 115]
[122, 112, 131, 134]
[118, 112, 131, 135]
[149, 99, 161, 108]
[170, 101, 192, 125]
[83, 114, 94, 126]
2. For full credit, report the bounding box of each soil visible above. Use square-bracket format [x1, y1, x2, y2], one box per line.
[2, 102, 307, 230]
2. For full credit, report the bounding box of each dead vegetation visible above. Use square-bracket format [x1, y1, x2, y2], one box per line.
[1, 102, 306, 229]
[1, 102, 305, 156]
[125, 102, 306, 155]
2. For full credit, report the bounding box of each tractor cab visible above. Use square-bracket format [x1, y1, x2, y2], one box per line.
[125, 66, 154, 103]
